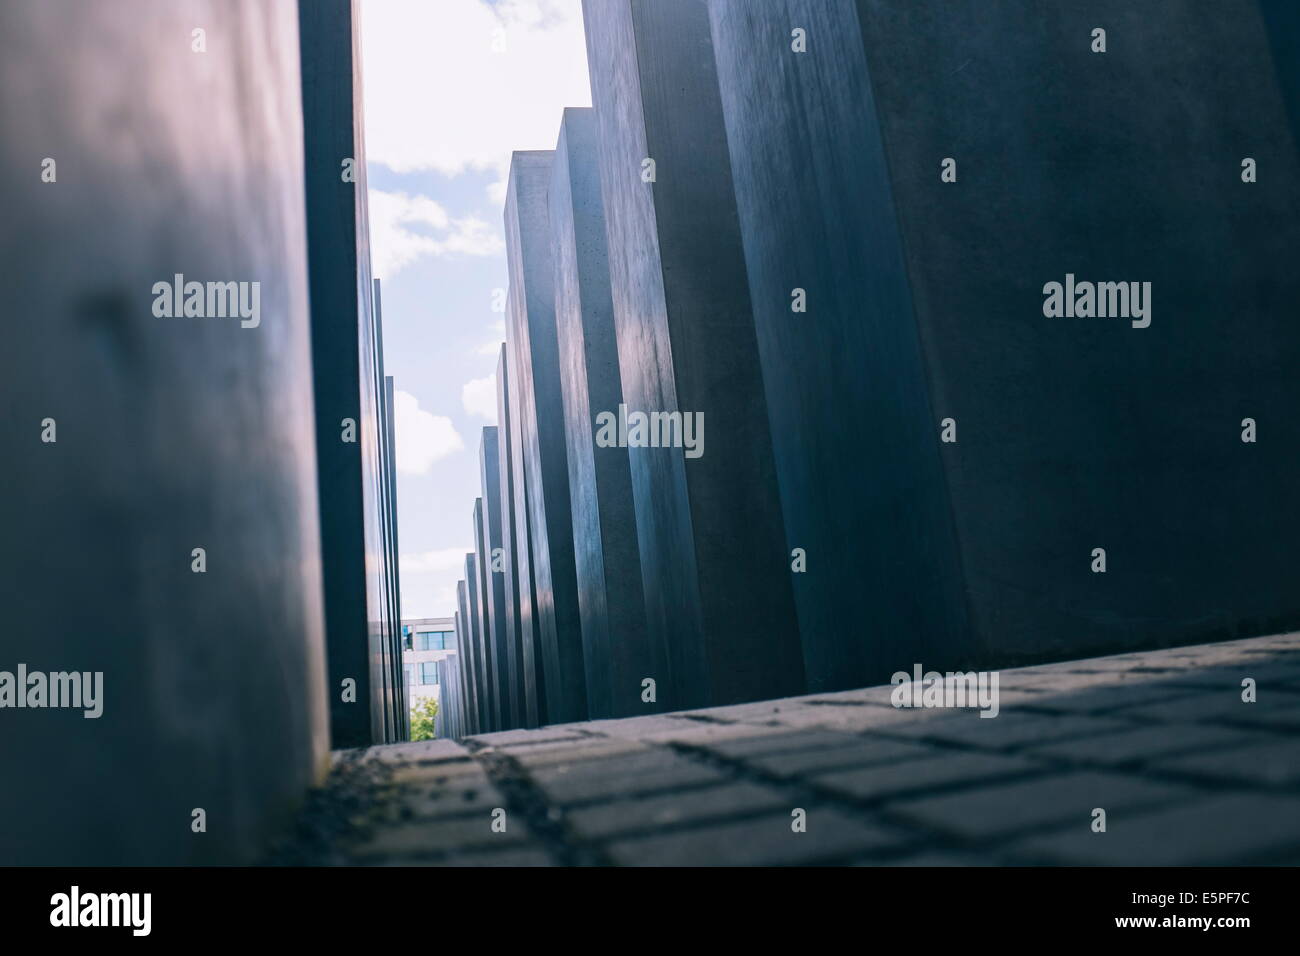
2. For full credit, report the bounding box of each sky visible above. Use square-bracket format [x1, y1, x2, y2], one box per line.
[360, 0, 592, 619]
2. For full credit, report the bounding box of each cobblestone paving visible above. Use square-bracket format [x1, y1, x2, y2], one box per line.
[282, 633, 1300, 866]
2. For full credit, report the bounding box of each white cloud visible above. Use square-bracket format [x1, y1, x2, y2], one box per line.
[393, 389, 463, 474]
[461, 373, 499, 421]
[361, 0, 592, 198]
[369, 190, 503, 278]
[401, 547, 469, 574]
[475, 320, 507, 356]
[401, 577, 462, 620]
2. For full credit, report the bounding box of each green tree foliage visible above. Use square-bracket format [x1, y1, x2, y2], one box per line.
[409, 698, 439, 741]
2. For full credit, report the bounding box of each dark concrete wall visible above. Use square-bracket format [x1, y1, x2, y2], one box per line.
[0, 0, 327, 864]
[1259, 1, 1300, 143]
[479, 426, 515, 729]
[506, 335, 547, 726]
[707, 0, 970, 688]
[583, 0, 805, 708]
[551, 108, 660, 718]
[472, 498, 498, 730]
[300, 0, 402, 745]
[455, 586, 479, 734]
[453, 612, 473, 736]
[712, 0, 1300, 671]
[437, 655, 464, 739]
[504, 152, 588, 723]
[861, 0, 1300, 663]
[464, 553, 491, 730]
[495, 347, 526, 727]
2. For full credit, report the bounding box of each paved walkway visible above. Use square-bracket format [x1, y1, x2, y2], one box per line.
[272, 632, 1300, 865]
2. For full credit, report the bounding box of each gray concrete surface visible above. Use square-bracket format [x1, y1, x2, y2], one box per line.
[301, 0, 402, 747]
[480, 427, 511, 731]
[505, 152, 589, 724]
[582, 0, 805, 710]
[494, 347, 526, 728]
[0, 0, 328, 865]
[282, 633, 1300, 866]
[472, 498, 497, 730]
[550, 107, 657, 719]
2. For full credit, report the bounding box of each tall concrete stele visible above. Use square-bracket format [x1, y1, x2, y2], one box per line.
[1, 0, 330, 864]
[705, 0, 1300, 683]
[437, 0, 1300, 739]
[300, 0, 405, 747]
[504, 153, 590, 724]
[583, 0, 807, 711]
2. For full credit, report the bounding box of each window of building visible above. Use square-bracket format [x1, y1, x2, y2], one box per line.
[415, 630, 453, 651]
[419, 662, 439, 686]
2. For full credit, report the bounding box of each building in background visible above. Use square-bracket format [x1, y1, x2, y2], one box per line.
[402, 617, 457, 713]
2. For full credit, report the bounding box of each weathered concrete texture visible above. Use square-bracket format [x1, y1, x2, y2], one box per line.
[381, 349, 406, 740]
[465, 553, 491, 732]
[300, 0, 403, 747]
[453, 612, 474, 736]
[479, 427, 515, 730]
[456, 585, 480, 735]
[583, 0, 805, 709]
[506, 335, 548, 727]
[504, 152, 588, 723]
[307, 633, 1300, 866]
[550, 108, 659, 718]
[436, 654, 464, 740]
[707, 0, 969, 692]
[495, 347, 526, 728]
[713, 0, 1300, 673]
[472, 499, 498, 731]
[1259, 0, 1300, 142]
[0, 0, 327, 865]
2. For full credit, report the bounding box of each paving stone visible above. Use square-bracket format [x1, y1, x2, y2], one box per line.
[746, 700, 962, 733]
[879, 710, 1137, 750]
[746, 738, 938, 779]
[795, 686, 898, 708]
[292, 632, 1300, 866]
[530, 750, 728, 805]
[388, 776, 504, 822]
[814, 752, 1042, 803]
[380, 847, 554, 867]
[868, 852, 995, 867]
[469, 728, 591, 747]
[606, 809, 904, 866]
[673, 700, 799, 724]
[502, 738, 650, 768]
[1020, 683, 1203, 715]
[572, 715, 716, 739]
[700, 728, 873, 760]
[362, 739, 471, 763]
[1027, 723, 1257, 767]
[439, 847, 554, 867]
[627, 720, 795, 747]
[565, 782, 790, 840]
[1150, 737, 1300, 786]
[887, 771, 1196, 841]
[388, 759, 483, 787]
[1120, 693, 1300, 727]
[1007, 794, 1300, 865]
[1143, 666, 1287, 691]
[349, 813, 531, 861]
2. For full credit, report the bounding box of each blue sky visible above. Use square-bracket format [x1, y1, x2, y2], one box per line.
[360, 0, 591, 618]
